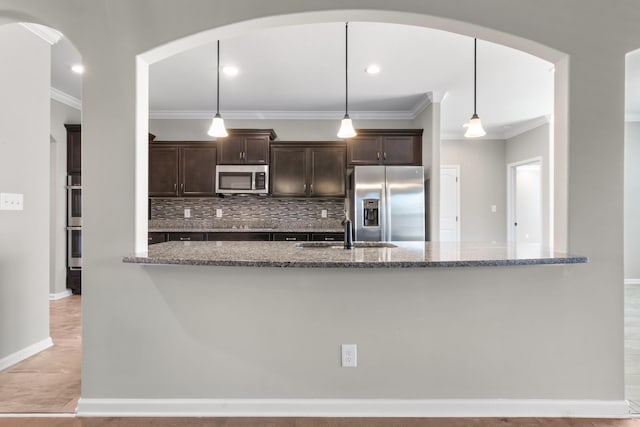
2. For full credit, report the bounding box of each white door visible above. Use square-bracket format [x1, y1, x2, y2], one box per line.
[440, 166, 460, 242]
[509, 160, 542, 245]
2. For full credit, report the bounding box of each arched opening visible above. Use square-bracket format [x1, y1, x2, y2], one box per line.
[624, 46, 640, 414]
[0, 20, 82, 413]
[134, 10, 567, 253]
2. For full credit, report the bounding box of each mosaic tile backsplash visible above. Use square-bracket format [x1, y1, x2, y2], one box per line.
[150, 197, 345, 230]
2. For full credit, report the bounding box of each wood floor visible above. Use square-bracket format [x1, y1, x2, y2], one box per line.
[0, 295, 81, 413]
[3, 289, 640, 426]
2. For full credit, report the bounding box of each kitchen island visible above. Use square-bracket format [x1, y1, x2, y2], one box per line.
[123, 241, 587, 268]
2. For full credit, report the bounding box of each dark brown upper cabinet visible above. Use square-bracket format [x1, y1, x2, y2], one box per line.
[149, 142, 217, 197]
[217, 129, 277, 165]
[346, 129, 423, 166]
[65, 124, 82, 174]
[271, 142, 346, 198]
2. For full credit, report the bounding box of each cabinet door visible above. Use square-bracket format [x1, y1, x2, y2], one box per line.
[149, 146, 179, 196]
[148, 232, 167, 245]
[347, 136, 381, 165]
[271, 147, 307, 196]
[66, 125, 82, 174]
[244, 135, 270, 164]
[181, 146, 217, 196]
[382, 135, 420, 165]
[217, 136, 245, 164]
[309, 147, 346, 197]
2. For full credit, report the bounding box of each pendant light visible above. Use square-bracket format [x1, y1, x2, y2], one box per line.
[337, 22, 357, 139]
[208, 40, 228, 137]
[464, 38, 486, 138]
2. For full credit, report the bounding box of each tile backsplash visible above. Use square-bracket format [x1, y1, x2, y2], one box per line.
[150, 197, 345, 229]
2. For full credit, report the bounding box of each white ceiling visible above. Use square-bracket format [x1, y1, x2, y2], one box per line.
[55, 21, 640, 139]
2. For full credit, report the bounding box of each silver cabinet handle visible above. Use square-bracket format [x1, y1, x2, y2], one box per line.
[303, 184, 307, 192]
[383, 152, 387, 160]
[310, 184, 313, 194]
[181, 183, 184, 192]
[377, 152, 380, 160]
[179, 237, 190, 241]
[325, 237, 335, 241]
[174, 183, 177, 192]
[239, 151, 243, 160]
[285, 237, 296, 241]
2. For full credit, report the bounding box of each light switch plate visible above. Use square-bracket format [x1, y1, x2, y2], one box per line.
[0, 193, 23, 211]
[341, 344, 357, 368]
[216, 209, 223, 218]
[491, 205, 497, 213]
[321, 209, 328, 218]
[184, 208, 191, 218]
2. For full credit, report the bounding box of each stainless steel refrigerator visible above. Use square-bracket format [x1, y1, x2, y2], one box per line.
[349, 166, 425, 242]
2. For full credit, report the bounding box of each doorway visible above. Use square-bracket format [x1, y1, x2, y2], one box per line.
[440, 165, 460, 242]
[507, 158, 543, 245]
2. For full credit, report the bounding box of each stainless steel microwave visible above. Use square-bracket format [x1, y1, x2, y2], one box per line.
[215, 165, 269, 195]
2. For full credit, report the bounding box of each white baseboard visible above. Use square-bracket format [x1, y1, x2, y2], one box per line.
[0, 337, 53, 372]
[625, 279, 640, 285]
[76, 398, 630, 418]
[49, 289, 73, 300]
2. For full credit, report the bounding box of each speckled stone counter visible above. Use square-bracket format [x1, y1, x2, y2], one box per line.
[123, 241, 588, 268]
[148, 227, 343, 233]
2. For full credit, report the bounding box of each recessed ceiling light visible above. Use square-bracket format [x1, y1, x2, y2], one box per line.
[71, 64, 84, 74]
[365, 64, 381, 74]
[222, 66, 239, 76]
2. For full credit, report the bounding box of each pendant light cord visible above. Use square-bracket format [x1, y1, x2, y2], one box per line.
[473, 38, 477, 115]
[345, 22, 349, 117]
[217, 40, 221, 116]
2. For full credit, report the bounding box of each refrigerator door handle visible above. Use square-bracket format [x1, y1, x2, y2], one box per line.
[385, 178, 392, 242]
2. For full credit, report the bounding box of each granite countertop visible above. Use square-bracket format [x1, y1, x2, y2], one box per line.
[123, 241, 588, 268]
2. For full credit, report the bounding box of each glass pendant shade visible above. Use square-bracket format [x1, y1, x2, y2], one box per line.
[207, 114, 228, 137]
[337, 115, 357, 138]
[464, 113, 486, 138]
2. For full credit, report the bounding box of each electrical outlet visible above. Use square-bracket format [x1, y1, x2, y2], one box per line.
[491, 205, 497, 213]
[341, 344, 357, 368]
[0, 193, 23, 211]
[184, 208, 191, 218]
[321, 209, 328, 218]
[216, 209, 223, 218]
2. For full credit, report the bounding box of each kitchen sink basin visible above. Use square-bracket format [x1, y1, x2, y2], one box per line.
[296, 242, 397, 249]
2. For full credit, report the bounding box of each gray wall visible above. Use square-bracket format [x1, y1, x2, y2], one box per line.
[0, 0, 631, 408]
[506, 123, 551, 247]
[149, 118, 414, 141]
[626, 122, 640, 280]
[441, 139, 507, 242]
[50, 100, 81, 295]
[0, 25, 50, 361]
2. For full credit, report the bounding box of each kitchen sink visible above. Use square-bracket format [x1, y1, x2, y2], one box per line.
[296, 242, 397, 249]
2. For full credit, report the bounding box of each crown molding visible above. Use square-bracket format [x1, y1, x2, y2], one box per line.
[503, 115, 550, 140]
[427, 91, 448, 104]
[626, 114, 640, 122]
[149, 109, 418, 120]
[19, 23, 63, 45]
[50, 88, 82, 110]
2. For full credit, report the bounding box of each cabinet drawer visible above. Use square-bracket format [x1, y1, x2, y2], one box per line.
[311, 233, 343, 242]
[271, 233, 310, 241]
[207, 232, 271, 241]
[167, 232, 205, 242]
[148, 232, 167, 245]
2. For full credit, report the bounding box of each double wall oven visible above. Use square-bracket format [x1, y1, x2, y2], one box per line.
[66, 175, 82, 292]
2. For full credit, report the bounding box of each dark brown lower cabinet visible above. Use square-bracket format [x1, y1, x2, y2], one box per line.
[167, 232, 205, 242]
[67, 269, 81, 295]
[148, 232, 167, 245]
[207, 232, 271, 241]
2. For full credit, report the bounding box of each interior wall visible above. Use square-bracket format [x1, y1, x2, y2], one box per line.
[625, 121, 640, 281]
[0, 24, 51, 361]
[506, 123, 550, 247]
[440, 139, 507, 242]
[149, 118, 415, 141]
[50, 100, 81, 295]
[0, 0, 629, 409]
[413, 103, 439, 241]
